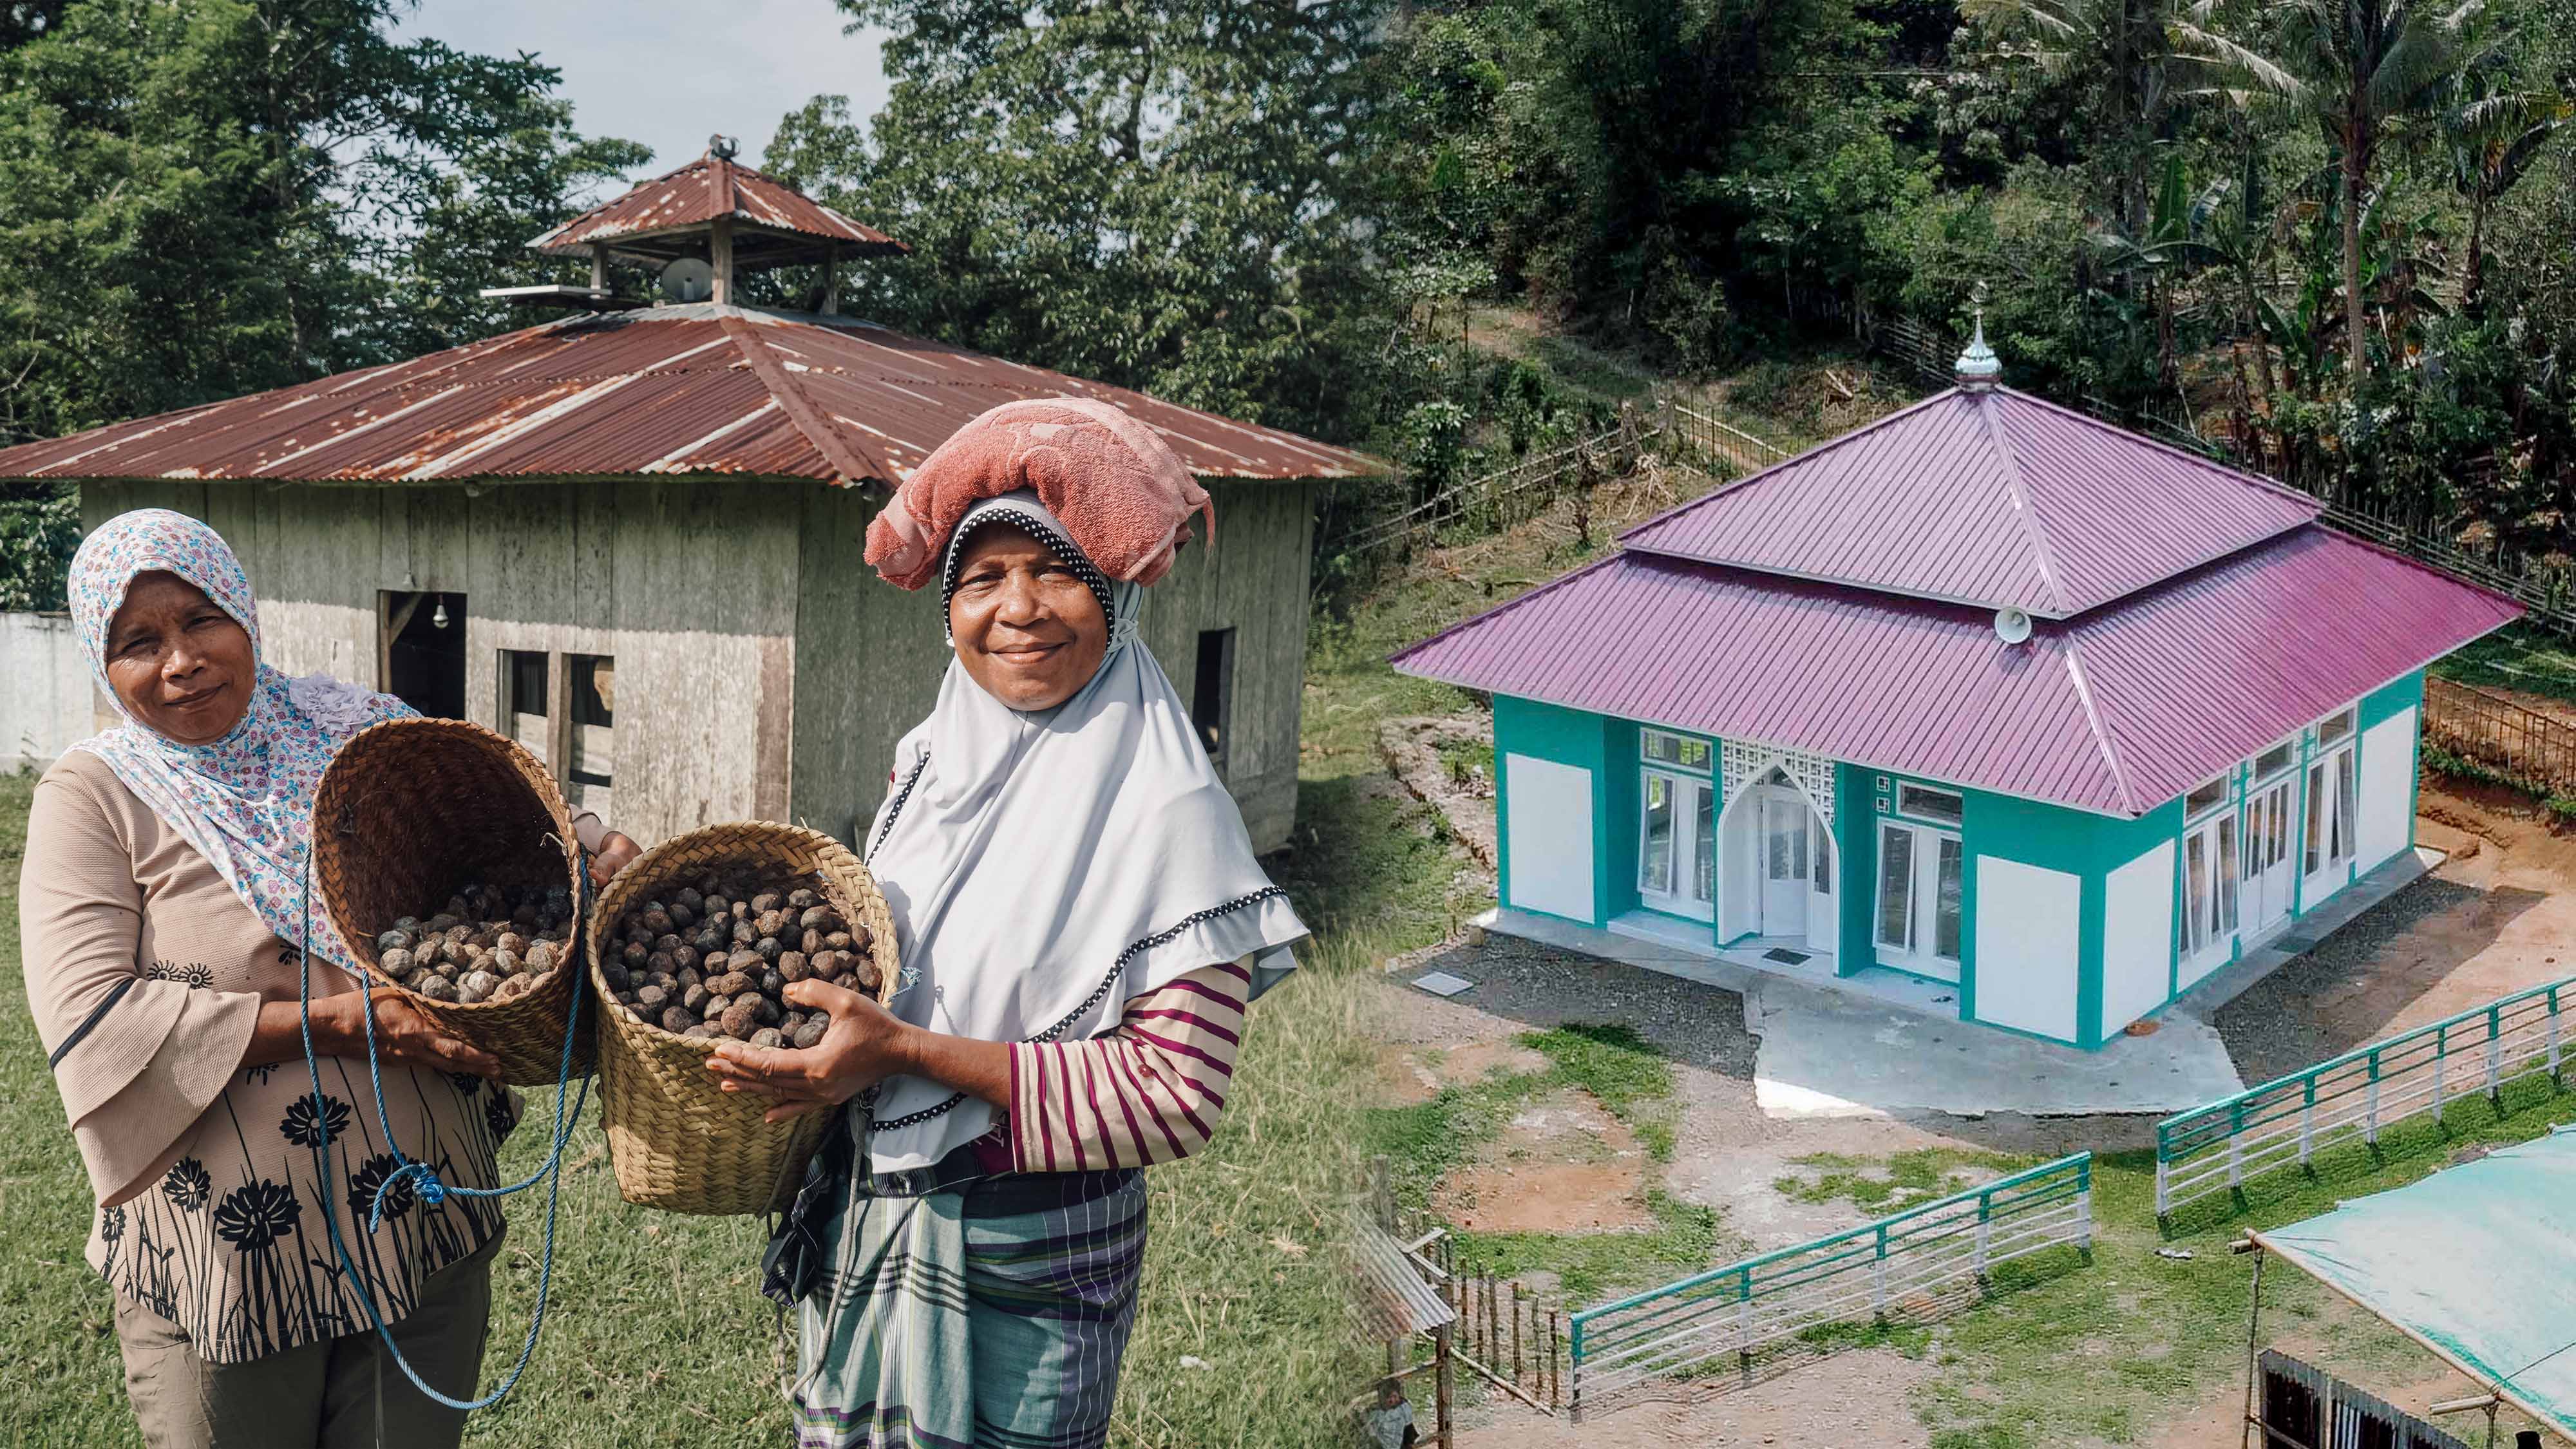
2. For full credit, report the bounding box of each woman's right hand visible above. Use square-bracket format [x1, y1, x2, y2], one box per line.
[317, 992, 501, 1079]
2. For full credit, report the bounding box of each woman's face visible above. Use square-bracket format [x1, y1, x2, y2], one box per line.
[947, 528, 1110, 712]
[102, 572, 257, 745]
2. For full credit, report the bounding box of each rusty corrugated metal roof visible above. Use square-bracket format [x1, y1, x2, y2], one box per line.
[0, 304, 1383, 486]
[529, 152, 905, 258]
[1351, 1218, 1455, 1341]
[1390, 527, 2519, 817]
[1621, 387, 2322, 618]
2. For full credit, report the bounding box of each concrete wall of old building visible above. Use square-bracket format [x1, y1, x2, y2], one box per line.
[1, 611, 97, 770]
[82, 479, 801, 845]
[787, 478, 1316, 855]
[86, 475, 1314, 855]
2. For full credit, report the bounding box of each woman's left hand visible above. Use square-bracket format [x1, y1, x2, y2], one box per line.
[589, 830, 641, 889]
[704, 981, 913, 1124]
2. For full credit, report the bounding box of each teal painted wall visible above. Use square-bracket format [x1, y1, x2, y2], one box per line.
[1493, 695, 1617, 926]
[1493, 668, 2430, 1050]
[1835, 764, 1875, 976]
[1604, 717, 1644, 922]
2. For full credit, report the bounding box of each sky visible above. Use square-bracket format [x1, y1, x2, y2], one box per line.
[399, 0, 891, 183]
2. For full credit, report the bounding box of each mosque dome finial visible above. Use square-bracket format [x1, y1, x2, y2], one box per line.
[1956, 283, 2002, 390]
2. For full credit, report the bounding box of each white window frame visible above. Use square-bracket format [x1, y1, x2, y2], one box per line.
[2178, 807, 2240, 976]
[1637, 766, 1716, 920]
[2183, 774, 2230, 820]
[1894, 781, 1965, 828]
[2303, 736, 2359, 888]
[1874, 818, 1964, 980]
[1642, 728, 1714, 773]
[2253, 735, 2299, 783]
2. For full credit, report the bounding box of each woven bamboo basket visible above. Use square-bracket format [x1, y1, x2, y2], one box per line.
[588, 822, 900, 1215]
[310, 717, 594, 1086]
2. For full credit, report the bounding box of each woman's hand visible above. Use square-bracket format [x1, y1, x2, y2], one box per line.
[589, 830, 641, 889]
[704, 981, 914, 1124]
[321, 992, 501, 1079]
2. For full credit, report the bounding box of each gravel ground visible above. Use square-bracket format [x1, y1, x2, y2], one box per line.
[1389, 930, 1761, 1078]
[2208, 873, 2492, 1083]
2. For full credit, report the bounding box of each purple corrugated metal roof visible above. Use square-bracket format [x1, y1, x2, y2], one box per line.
[530, 153, 905, 256]
[1390, 526, 2519, 817]
[0, 305, 1385, 486]
[1621, 387, 2321, 618]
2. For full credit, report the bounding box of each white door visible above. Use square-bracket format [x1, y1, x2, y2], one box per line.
[2244, 774, 2298, 933]
[1806, 812, 1835, 952]
[1759, 788, 1810, 936]
[2302, 745, 2358, 905]
[1640, 770, 1716, 920]
[2179, 812, 2239, 988]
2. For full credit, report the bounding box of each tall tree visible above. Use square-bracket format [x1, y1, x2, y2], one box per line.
[0, 0, 643, 448]
[2439, 19, 2568, 316]
[0, 0, 643, 607]
[766, 0, 1386, 437]
[2253, 0, 2479, 381]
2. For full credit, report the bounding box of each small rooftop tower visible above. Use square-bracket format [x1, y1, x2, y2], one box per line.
[1955, 285, 2002, 392]
[495, 135, 909, 314]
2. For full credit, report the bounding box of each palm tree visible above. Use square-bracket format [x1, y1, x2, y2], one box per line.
[2439, 25, 2569, 316]
[2246, 0, 2483, 382]
[1964, 0, 2275, 236]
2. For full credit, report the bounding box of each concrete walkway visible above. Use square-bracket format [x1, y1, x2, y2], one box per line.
[1472, 842, 2448, 1119]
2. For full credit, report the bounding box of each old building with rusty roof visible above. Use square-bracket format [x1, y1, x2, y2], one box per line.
[0, 144, 1381, 849]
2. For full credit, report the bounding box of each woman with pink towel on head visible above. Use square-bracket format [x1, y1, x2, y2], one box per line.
[706, 398, 1309, 1449]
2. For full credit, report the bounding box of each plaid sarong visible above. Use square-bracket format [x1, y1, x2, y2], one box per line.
[790, 1173, 1150, 1449]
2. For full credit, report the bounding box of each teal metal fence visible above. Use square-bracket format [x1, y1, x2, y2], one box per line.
[2154, 976, 2575, 1223]
[1566, 1152, 2093, 1416]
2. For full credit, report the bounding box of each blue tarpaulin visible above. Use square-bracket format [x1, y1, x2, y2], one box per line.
[2254, 1126, 2576, 1437]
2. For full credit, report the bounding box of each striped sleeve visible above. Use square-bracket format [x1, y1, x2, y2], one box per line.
[1007, 959, 1251, 1172]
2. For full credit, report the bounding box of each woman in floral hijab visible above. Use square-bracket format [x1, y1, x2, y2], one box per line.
[17, 509, 630, 1448]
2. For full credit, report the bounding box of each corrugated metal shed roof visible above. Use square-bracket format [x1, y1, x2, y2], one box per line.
[1620, 387, 2322, 618]
[1390, 527, 2519, 817]
[0, 304, 1383, 486]
[529, 152, 905, 258]
[1352, 1218, 1455, 1341]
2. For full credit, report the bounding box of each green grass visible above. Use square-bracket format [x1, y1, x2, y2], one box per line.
[1770, 1149, 2031, 1215]
[2430, 622, 2576, 705]
[1453, 1191, 1725, 1305]
[1433, 737, 1492, 791]
[1907, 1086, 2576, 1447]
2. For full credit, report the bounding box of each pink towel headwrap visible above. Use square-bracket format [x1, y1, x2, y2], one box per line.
[866, 398, 1213, 591]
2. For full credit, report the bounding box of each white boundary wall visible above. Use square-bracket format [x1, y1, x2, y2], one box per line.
[3, 612, 95, 772]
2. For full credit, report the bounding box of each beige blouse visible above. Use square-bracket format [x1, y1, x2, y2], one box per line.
[19, 750, 516, 1364]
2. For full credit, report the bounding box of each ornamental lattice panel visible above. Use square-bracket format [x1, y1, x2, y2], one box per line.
[1721, 743, 1835, 823]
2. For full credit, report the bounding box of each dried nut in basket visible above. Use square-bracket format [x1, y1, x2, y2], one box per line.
[606, 866, 871, 1051]
[458, 969, 500, 1004]
[416, 974, 460, 1003]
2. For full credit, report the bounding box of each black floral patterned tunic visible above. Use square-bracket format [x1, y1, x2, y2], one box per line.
[21, 752, 515, 1364]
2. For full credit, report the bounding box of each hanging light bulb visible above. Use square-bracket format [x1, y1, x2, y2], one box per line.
[431, 600, 450, 630]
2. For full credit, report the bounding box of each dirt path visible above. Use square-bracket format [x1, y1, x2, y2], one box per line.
[1452, 1347, 1939, 1448]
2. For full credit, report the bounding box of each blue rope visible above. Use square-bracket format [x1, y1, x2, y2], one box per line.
[293, 848, 595, 1411]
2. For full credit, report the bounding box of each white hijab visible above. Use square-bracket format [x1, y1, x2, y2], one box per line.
[859, 491, 1307, 1172]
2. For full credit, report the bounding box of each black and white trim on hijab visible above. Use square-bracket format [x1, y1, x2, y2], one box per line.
[938, 504, 1119, 641]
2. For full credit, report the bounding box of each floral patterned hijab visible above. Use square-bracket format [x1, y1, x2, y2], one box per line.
[66, 509, 411, 969]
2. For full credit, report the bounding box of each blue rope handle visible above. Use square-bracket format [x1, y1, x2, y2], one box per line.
[292, 843, 596, 1410]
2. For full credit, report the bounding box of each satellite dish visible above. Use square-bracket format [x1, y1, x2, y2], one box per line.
[1994, 606, 2033, 645]
[659, 256, 714, 304]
